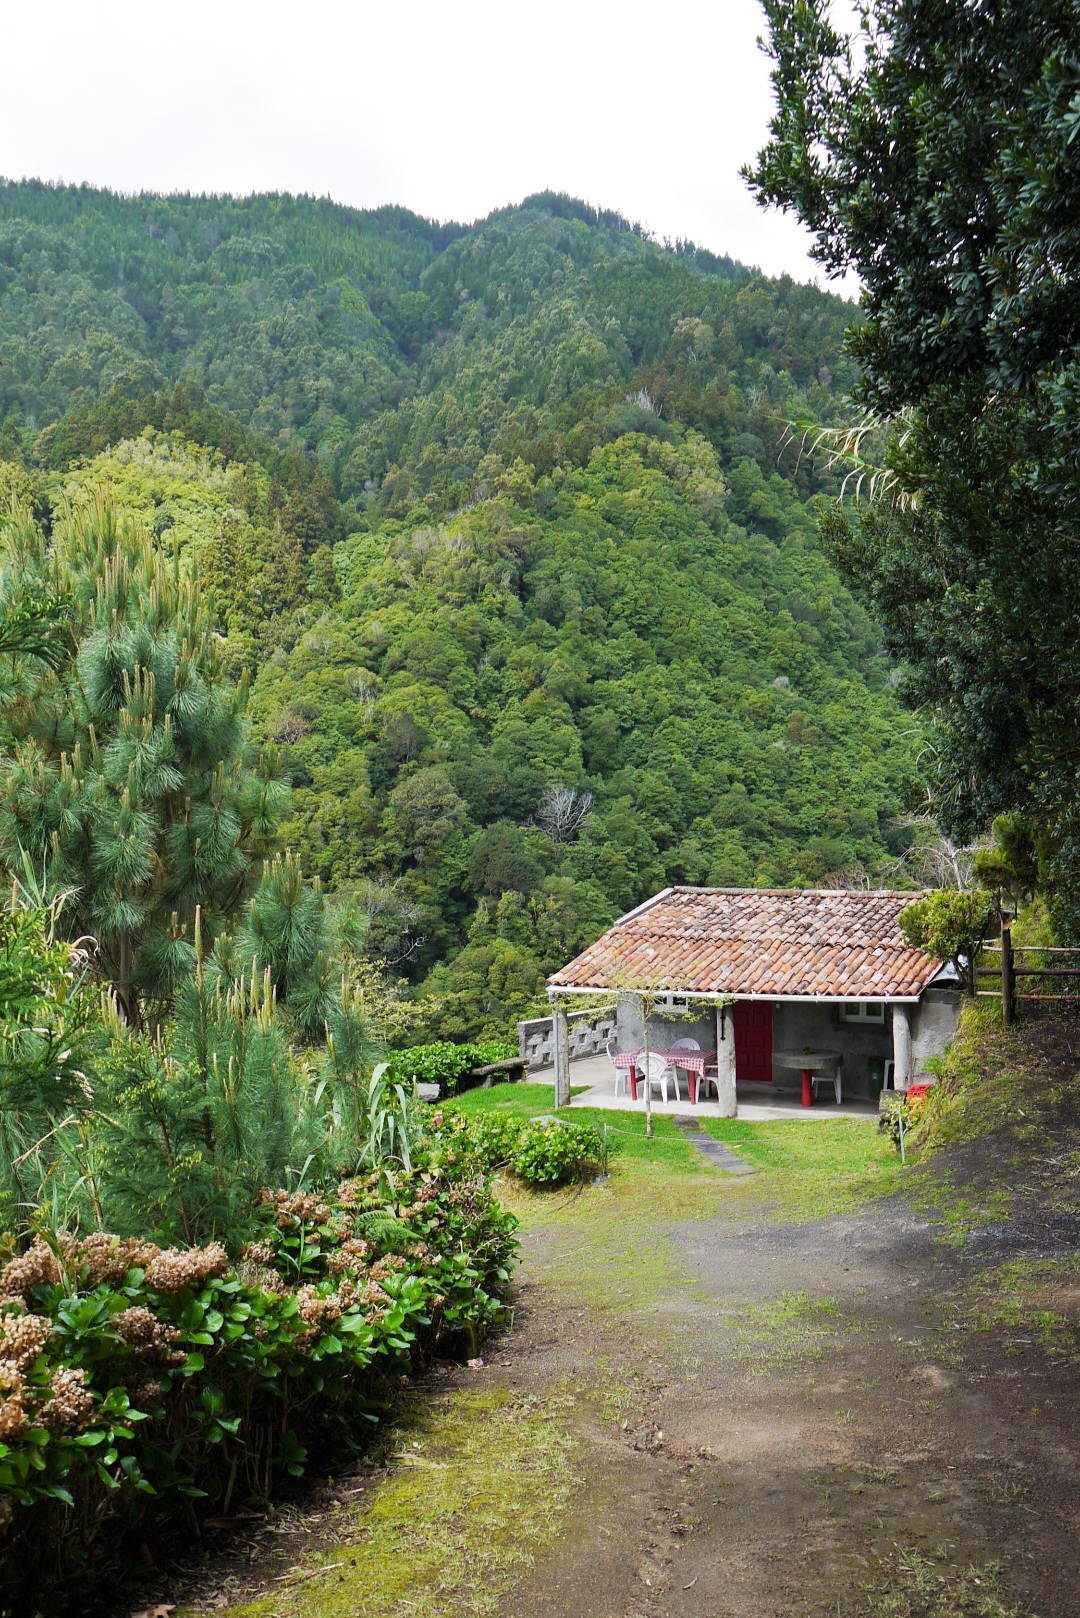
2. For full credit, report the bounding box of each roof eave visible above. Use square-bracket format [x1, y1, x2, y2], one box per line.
[546, 983, 935, 1003]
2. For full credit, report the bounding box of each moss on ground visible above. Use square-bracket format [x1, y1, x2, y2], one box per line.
[859, 1547, 1024, 1616]
[499, 1159, 722, 1315]
[963, 1255, 1080, 1360]
[731, 1289, 849, 1376]
[205, 1388, 579, 1618]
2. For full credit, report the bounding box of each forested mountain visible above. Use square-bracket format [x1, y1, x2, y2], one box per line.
[0, 181, 916, 1037]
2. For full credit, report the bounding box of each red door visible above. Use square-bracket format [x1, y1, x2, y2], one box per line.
[734, 1001, 773, 1082]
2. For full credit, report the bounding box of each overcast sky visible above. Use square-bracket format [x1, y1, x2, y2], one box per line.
[3, 0, 846, 287]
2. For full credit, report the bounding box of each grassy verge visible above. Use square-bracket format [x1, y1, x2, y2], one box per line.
[699, 1117, 904, 1220]
[909, 1000, 1026, 1154]
[206, 1387, 580, 1618]
[910, 997, 1080, 1156]
[899, 999, 1080, 1241]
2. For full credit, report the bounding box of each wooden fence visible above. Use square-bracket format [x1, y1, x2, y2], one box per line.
[975, 928, 1080, 1025]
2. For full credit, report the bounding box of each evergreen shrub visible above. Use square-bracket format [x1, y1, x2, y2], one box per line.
[510, 1119, 605, 1186]
[0, 1136, 517, 1604]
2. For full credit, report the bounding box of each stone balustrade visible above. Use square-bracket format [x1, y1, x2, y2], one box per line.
[518, 1008, 616, 1070]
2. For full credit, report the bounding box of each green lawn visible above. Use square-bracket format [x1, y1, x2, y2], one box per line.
[699, 1116, 905, 1219]
[449, 1084, 707, 1173]
[450, 1085, 905, 1213]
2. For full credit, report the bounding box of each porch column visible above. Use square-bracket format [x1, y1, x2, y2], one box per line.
[714, 1003, 737, 1117]
[552, 997, 571, 1107]
[892, 1003, 912, 1092]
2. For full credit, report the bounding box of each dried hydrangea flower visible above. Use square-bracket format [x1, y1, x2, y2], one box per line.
[144, 1243, 229, 1293]
[0, 1397, 29, 1440]
[0, 1239, 60, 1299]
[113, 1307, 184, 1365]
[0, 1313, 54, 1371]
[41, 1367, 93, 1432]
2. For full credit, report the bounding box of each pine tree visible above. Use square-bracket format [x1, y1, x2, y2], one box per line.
[236, 851, 336, 1042]
[98, 922, 323, 1241]
[0, 493, 288, 1024]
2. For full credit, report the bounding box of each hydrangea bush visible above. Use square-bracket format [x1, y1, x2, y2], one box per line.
[437, 1110, 605, 1186]
[0, 1131, 517, 1601]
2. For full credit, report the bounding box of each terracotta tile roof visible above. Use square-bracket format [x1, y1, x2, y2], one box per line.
[548, 887, 941, 1001]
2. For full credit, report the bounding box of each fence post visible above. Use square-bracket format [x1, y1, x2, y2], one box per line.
[1001, 925, 1015, 1027]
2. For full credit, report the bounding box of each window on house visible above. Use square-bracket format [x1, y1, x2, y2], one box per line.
[840, 1002, 885, 1024]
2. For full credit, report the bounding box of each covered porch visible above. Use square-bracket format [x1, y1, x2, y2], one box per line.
[524, 1050, 880, 1120]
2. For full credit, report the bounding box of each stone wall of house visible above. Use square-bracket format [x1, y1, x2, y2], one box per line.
[771, 1002, 893, 1097]
[911, 987, 961, 1077]
[518, 1007, 617, 1070]
[615, 995, 723, 1055]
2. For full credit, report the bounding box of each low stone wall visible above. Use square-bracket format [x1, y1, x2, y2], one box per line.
[518, 1008, 616, 1070]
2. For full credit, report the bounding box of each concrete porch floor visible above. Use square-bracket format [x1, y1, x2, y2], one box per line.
[525, 1054, 880, 1121]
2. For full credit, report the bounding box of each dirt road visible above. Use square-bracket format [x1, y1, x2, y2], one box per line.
[500, 1172, 1080, 1618]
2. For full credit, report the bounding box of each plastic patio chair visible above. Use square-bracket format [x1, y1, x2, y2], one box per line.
[607, 1038, 632, 1101]
[670, 1036, 700, 1102]
[638, 1050, 678, 1105]
[811, 1065, 843, 1105]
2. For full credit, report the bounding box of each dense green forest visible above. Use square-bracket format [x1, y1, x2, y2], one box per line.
[0, 181, 917, 1037]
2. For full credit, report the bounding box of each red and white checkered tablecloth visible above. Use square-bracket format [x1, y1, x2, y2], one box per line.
[611, 1048, 716, 1103]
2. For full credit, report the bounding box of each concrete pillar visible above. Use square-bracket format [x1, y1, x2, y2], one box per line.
[892, 1003, 912, 1091]
[715, 1003, 737, 1117]
[617, 990, 644, 1051]
[553, 1000, 571, 1107]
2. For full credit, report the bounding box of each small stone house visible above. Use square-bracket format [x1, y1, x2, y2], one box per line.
[547, 887, 960, 1105]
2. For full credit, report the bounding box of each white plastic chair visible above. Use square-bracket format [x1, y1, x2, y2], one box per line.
[811, 1065, 842, 1105]
[638, 1050, 678, 1105]
[670, 1037, 700, 1102]
[607, 1038, 631, 1101]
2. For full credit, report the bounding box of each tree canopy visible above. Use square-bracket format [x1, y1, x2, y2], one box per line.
[747, 0, 1080, 931]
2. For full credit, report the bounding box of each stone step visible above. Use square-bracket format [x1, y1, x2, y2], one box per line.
[673, 1117, 755, 1174]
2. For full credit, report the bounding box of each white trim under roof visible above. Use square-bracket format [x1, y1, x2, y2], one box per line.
[547, 985, 929, 1004]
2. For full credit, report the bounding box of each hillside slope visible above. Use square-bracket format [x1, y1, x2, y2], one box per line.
[0, 184, 915, 1035]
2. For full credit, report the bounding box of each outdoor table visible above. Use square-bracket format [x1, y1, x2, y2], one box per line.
[773, 1050, 842, 1109]
[612, 1048, 717, 1104]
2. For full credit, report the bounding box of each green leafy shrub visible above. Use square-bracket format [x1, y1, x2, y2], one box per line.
[899, 890, 995, 992]
[461, 1111, 527, 1169]
[0, 1127, 517, 1604]
[432, 1110, 602, 1186]
[391, 1039, 517, 1097]
[509, 1119, 604, 1186]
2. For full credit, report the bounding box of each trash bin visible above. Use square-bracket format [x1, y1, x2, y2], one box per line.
[867, 1058, 885, 1102]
